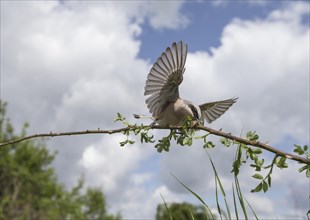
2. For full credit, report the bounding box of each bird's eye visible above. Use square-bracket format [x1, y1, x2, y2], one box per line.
[188, 104, 199, 120]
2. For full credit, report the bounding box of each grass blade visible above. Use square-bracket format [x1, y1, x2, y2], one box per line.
[235, 176, 248, 219]
[160, 193, 173, 220]
[206, 151, 231, 220]
[188, 208, 195, 220]
[170, 172, 214, 217]
[245, 197, 259, 220]
[215, 175, 223, 220]
[232, 183, 239, 220]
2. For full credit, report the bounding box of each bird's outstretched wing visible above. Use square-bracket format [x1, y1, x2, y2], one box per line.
[144, 41, 188, 118]
[199, 98, 238, 123]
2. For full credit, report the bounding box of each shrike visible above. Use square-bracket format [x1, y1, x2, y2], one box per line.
[135, 41, 237, 126]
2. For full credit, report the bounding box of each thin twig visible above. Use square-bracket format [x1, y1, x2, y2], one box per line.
[0, 125, 309, 165]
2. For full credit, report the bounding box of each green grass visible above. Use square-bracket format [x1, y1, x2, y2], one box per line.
[163, 149, 259, 220]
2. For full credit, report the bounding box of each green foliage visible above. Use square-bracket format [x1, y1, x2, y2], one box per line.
[170, 173, 214, 217]
[115, 113, 196, 152]
[211, 151, 258, 220]
[0, 101, 121, 220]
[222, 132, 307, 194]
[207, 152, 231, 220]
[163, 155, 259, 220]
[116, 113, 309, 194]
[115, 113, 156, 147]
[294, 144, 310, 177]
[155, 131, 175, 152]
[156, 202, 208, 220]
[116, 112, 309, 217]
[159, 194, 174, 220]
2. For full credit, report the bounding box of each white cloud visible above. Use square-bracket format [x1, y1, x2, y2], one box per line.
[246, 193, 275, 215]
[268, 1, 310, 24]
[211, 0, 229, 7]
[214, 12, 309, 143]
[146, 1, 190, 30]
[130, 172, 153, 186]
[1, 1, 146, 131]
[117, 184, 185, 217]
[212, 0, 268, 7]
[80, 135, 152, 192]
[92, 1, 189, 30]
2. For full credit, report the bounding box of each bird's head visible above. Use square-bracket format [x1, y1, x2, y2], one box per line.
[184, 100, 203, 125]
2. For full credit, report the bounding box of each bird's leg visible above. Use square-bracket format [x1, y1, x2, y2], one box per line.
[150, 121, 157, 127]
[192, 120, 202, 128]
[149, 117, 161, 127]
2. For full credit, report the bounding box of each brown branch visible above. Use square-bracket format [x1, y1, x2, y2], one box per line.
[0, 125, 309, 165]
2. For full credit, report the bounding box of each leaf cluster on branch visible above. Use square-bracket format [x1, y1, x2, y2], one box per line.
[113, 113, 310, 195]
[1, 111, 309, 196]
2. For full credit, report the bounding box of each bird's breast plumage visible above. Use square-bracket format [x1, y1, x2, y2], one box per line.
[158, 99, 194, 126]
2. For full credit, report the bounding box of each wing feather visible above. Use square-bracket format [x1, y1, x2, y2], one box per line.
[169, 46, 177, 70]
[164, 49, 174, 71]
[144, 41, 188, 117]
[199, 98, 238, 123]
[157, 56, 169, 72]
[148, 69, 167, 82]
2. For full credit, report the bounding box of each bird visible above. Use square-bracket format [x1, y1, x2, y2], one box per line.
[135, 41, 238, 126]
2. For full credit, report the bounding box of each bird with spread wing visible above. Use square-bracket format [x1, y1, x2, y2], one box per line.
[135, 41, 238, 126]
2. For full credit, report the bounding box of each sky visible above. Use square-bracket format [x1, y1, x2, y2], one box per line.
[1, 0, 309, 219]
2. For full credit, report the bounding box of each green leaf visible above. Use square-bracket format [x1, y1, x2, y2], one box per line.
[250, 164, 262, 172]
[303, 145, 308, 151]
[114, 113, 125, 122]
[298, 165, 308, 173]
[262, 180, 268, 193]
[119, 139, 128, 147]
[251, 183, 262, 193]
[252, 174, 263, 180]
[249, 152, 257, 161]
[220, 138, 231, 147]
[246, 131, 259, 141]
[204, 141, 215, 149]
[155, 144, 163, 153]
[267, 176, 272, 187]
[253, 148, 262, 154]
[140, 132, 155, 144]
[257, 158, 264, 167]
[128, 140, 135, 145]
[275, 157, 288, 169]
[183, 136, 192, 146]
[307, 167, 310, 178]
